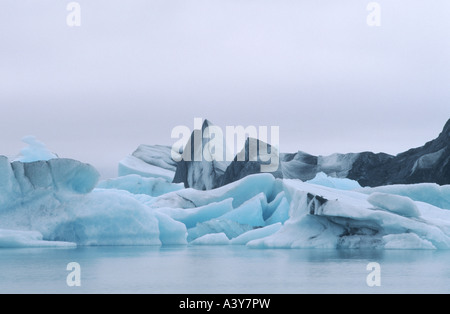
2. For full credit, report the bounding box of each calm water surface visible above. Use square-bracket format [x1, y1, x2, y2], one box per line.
[0, 246, 448, 294]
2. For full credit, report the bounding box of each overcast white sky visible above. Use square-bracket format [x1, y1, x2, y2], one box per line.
[1, 1, 449, 177]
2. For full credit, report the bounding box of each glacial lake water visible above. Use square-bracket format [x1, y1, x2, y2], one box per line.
[0, 246, 448, 294]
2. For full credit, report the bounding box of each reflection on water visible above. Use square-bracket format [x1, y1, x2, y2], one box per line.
[0, 246, 448, 293]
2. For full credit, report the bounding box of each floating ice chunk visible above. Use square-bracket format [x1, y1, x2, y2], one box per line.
[3, 149, 450, 249]
[250, 179, 450, 249]
[219, 196, 265, 227]
[383, 233, 436, 249]
[231, 223, 282, 245]
[14, 136, 58, 163]
[0, 229, 76, 248]
[306, 172, 361, 190]
[119, 155, 175, 181]
[154, 212, 187, 245]
[367, 192, 420, 218]
[188, 219, 252, 242]
[158, 199, 234, 229]
[97, 174, 183, 197]
[190, 233, 230, 245]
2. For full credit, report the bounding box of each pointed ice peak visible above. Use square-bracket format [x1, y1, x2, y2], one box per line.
[14, 136, 58, 163]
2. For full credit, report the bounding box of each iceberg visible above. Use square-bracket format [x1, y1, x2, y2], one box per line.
[1, 137, 450, 250]
[0, 156, 189, 246]
[249, 179, 450, 249]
